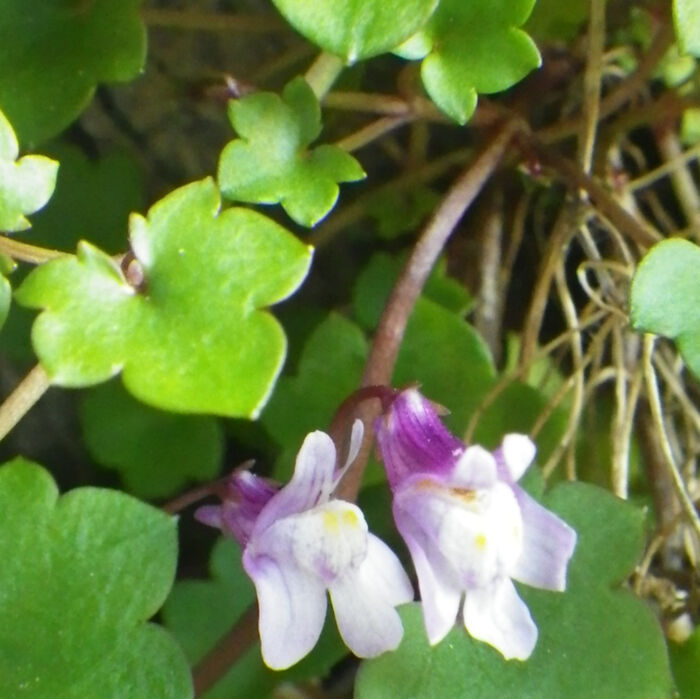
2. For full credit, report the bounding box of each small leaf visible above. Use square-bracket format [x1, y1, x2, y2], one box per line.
[0, 0, 146, 145]
[218, 78, 365, 227]
[0, 458, 191, 697]
[269, 0, 439, 61]
[0, 109, 58, 232]
[15, 177, 313, 417]
[357, 482, 672, 698]
[674, 0, 700, 56]
[630, 238, 700, 380]
[396, 0, 541, 123]
[163, 537, 347, 698]
[80, 381, 224, 499]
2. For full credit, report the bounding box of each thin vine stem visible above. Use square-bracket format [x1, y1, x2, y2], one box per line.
[0, 235, 67, 265]
[335, 119, 520, 501]
[642, 335, 700, 538]
[192, 606, 259, 696]
[0, 364, 51, 443]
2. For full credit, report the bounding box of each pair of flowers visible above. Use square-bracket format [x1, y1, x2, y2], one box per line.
[196, 388, 576, 670]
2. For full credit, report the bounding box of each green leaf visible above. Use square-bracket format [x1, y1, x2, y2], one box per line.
[218, 78, 365, 227]
[269, 0, 439, 62]
[669, 628, 700, 697]
[681, 107, 700, 145]
[15, 178, 313, 417]
[353, 252, 472, 331]
[0, 458, 191, 698]
[260, 312, 369, 481]
[396, 0, 541, 123]
[17, 143, 143, 254]
[357, 482, 672, 698]
[674, 0, 700, 56]
[630, 238, 700, 380]
[366, 186, 441, 239]
[525, 0, 588, 42]
[395, 297, 496, 432]
[0, 109, 58, 232]
[0, 0, 146, 146]
[163, 537, 347, 698]
[80, 380, 224, 499]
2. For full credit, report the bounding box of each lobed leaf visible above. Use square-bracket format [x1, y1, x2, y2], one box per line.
[0, 110, 58, 232]
[630, 238, 700, 380]
[15, 177, 313, 417]
[218, 78, 365, 227]
[269, 0, 439, 62]
[0, 0, 146, 146]
[395, 0, 541, 124]
[0, 458, 191, 697]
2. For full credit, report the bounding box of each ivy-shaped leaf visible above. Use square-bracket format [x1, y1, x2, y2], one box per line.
[674, 0, 700, 57]
[163, 537, 347, 698]
[0, 0, 146, 146]
[15, 178, 313, 417]
[395, 0, 541, 124]
[357, 482, 672, 698]
[0, 109, 58, 232]
[80, 381, 224, 499]
[0, 458, 191, 697]
[269, 0, 439, 62]
[630, 238, 700, 380]
[218, 78, 365, 227]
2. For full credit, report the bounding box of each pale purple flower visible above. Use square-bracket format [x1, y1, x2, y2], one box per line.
[374, 388, 576, 661]
[195, 421, 414, 670]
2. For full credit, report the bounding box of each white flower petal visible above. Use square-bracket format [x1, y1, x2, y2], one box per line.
[243, 551, 327, 670]
[463, 577, 537, 661]
[510, 486, 577, 591]
[394, 497, 461, 645]
[328, 535, 413, 657]
[346, 418, 365, 468]
[501, 434, 536, 482]
[452, 445, 497, 488]
[254, 431, 336, 534]
[331, 419, 365, 490]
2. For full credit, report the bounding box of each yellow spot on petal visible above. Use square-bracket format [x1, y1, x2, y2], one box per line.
[342, 509, 359, 528]
[322, 511, 340, 533]
[474, 534, 487, 550]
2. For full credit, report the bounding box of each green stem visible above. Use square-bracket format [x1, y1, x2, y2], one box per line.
[304, 52, 344, 99]
[0, 235, 67, 265]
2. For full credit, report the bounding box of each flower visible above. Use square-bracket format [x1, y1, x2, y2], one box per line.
[374, 388, 576, 661]
[195, 420, 414, 670]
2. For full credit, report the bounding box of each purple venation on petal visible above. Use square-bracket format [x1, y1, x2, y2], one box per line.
[194, 469, 278, 547]
[374, 388, 464, 488]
